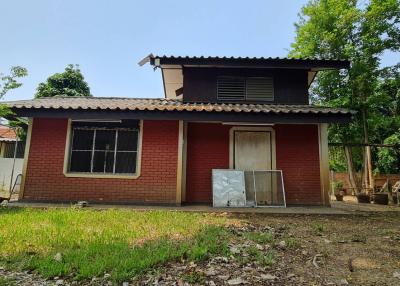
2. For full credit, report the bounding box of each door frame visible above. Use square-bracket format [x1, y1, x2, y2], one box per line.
[229, 126, 276, 170]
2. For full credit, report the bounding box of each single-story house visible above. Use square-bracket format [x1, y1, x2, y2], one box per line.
[5, 55, 353, 206]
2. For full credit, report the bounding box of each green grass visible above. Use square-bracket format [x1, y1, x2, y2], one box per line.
[0, 207, 229, 283]
[0, 277, 16, 286]
[244, 231, 274, 244]
[182, 271, 206, 284]
[310, 222, 325, 233]
[284, 237, 301, 248]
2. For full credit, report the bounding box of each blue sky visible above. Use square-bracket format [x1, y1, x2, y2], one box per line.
[0, 0, 397, 101]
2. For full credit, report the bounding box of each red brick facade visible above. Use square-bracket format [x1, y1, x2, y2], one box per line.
[185, 123, 231, 203]
[184, 123, 322, 205]
[275, 124, 321, 205]
[22, 118, 179, 204]
[22, 119, 322, 205]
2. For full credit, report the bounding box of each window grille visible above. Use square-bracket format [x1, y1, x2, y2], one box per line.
[69, 124, 139, 175]
[3, 142, 25, 158]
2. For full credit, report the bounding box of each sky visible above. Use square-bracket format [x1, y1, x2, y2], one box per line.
[0, 0, 397, 101]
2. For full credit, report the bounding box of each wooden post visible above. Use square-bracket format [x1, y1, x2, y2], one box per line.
[19, 118, 33, 200]
[318, 123, 330, 206]
[176, 120, 184, 206]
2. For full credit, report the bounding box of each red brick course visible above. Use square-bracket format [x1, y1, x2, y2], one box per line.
[22, 118, 179, 204]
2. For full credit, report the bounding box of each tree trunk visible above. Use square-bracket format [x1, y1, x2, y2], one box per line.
[344, 146, 360, 194]
[362, 109, 374, 190]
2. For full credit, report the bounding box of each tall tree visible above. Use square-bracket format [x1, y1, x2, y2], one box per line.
[290, 0, 400, 191]
[35, 64, 91, 98]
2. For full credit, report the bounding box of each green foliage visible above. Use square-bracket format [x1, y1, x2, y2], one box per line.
[0, 66, 28, 118]
[376, 132, 400, 173]
[35, 64, 91, 98]
[0, 66, 28, 98]
[290, 0, 400, 173]
[333, 180, 344, 191]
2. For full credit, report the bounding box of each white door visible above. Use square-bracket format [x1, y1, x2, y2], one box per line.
[233, 131, 275, 206]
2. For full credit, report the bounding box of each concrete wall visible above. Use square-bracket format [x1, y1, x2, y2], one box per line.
[0, 158, 23, 195]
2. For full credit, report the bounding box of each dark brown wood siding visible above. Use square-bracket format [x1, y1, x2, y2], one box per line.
[183, 67, 309, 104]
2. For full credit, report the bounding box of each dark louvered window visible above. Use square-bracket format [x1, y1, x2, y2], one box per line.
[217, 77, 274, 102]
[217, 77, 246, 101]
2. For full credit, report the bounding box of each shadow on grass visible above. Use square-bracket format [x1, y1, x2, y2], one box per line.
[6, 225, 229, 284]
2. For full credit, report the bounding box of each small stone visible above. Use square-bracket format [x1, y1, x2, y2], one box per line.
[213, 256, 229, 263]
[339, 278, 349, 285]
[207, 281, 216, 286]
[278, 240, 286, 248]
[393, 271, 400, 279]
[104, 273, 111, 279]
[55, 279, 64, 286]
[205, 267, 218, 276]
[301, 250, 308, 256]
[255, 244, 264, 250]
[261, 274, 277, 280]
[122, 282, 129, 286]
[217, 275, 230, 280]
[54, 253, 63, 262]
[227, 277, 248, 285]
[229, 246, 240, 254]
[324, 239, 332, 244]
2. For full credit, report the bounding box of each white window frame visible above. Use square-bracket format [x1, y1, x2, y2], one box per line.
[63, 119, 143, 179]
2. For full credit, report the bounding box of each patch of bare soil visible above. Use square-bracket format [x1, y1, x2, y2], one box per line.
[134, 213, 400, 286]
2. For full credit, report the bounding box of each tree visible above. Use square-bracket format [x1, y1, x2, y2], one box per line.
[290, 0, 400, 192]
[35, 64, 91, 98]
[0, 66, 28, 117]
[0, 66, 28, 98]
[376, 131, 400, 174]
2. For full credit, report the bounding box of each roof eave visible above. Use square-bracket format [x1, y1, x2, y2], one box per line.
[9, 107, 354, 124]
[150, 56, 350, 71]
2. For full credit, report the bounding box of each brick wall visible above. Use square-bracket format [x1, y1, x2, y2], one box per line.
[185, 123, 231, 203]
[22, 118, 179, 204]
[185, 123, 322, 205]
[275, 124, 321, 205]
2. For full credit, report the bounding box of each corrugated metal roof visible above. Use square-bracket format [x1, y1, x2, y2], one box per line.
[4, 96, 355, 115]
[147, 55, 350, 69]
[152, 55, 349, 62]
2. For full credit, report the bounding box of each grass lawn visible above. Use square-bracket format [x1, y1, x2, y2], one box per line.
[0, 207, 230, 283]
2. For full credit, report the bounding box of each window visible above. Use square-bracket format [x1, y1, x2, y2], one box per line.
[68, 120, 140, 175]
[217, 77, 274, 102]
[3, 142, 25, 158]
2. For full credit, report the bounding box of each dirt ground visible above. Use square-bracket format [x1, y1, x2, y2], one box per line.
[135, 213, 400, 286]
[1, 211, 400, 285]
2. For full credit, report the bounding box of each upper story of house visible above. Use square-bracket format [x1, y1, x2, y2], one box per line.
[144, 55, 350, 105]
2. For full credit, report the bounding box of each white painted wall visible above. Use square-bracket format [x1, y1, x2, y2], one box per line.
[0, 158, 23, 197]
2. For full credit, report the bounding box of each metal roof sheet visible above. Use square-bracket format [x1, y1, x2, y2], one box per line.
[4, 96, 355, 115]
